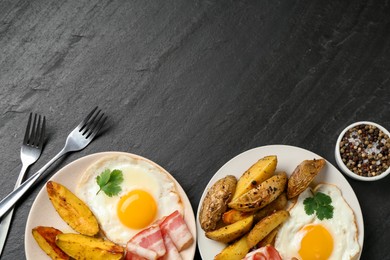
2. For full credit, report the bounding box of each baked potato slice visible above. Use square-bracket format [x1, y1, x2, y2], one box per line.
[222, 192, 287, 225]
[287, 158, 326, 199]
[205, 215, 253, 243]
[199, 175, 237, 232]
[253, 192, 287, 222]
[222, 209, 252, 225]
[56, 233, 124, 260]
[257, 228, 278, 247]
[229, 172, 287, 212]
[214, 235, 250, 260]
[247, 210, 289, 248]
[232, 155, 277, 201]
[46, 181, 99, 236]
[32, 226, 69, 260]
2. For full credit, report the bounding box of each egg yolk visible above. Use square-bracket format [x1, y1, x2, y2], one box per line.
[299, 224, 334, 260]
[117, 190, 157, 229]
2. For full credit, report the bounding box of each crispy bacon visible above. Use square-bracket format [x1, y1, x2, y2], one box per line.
[126, 210, 193, 259]
[127, 224, 166, 258]
[126, 242, 157, 260]
[159, 210, 193, 251]
[160, 232, 182, 260]
[242, 245, 282, 260]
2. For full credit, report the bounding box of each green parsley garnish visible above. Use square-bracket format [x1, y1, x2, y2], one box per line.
[303, 192, 334, 220]
[96, 169, 123, 197]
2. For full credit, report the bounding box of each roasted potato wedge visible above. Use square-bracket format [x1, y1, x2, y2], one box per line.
[257, 228, 278, 247]
[56, 233, 124, 260]
[199, 175, 237, 231]
[253, 192, 288, 222]
[247, 210, 289, 248]
[32, 226, 69, 260]
[229, 172, 287, 212]
[206, 215, 253, 243]
[287, 158, 326, 199]
[222, 209, 252, 225]
[46, 181, 99, 236]
[232, 155, 277, 201]
[223, 192, 287, 225]
[214, 235, 250, 260]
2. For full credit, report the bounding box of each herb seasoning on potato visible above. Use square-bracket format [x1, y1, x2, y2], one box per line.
[232, 155, 277, 201]
[229, 172, 287, 212]
[199, 175, 237, 232]
[46, 181, 100, 236]
[287, 159, 325, 199]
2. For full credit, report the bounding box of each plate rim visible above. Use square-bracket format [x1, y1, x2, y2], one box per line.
[24, 151, 197, 260]
[196, 144, 364, 259]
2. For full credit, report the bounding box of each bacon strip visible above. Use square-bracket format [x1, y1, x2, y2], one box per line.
[126, 242, 158, 260]
[128, 224, 166, 258]
[242, 245, 282, 260]
[159, 210, 193, 252]
[161, 232, 182, 260]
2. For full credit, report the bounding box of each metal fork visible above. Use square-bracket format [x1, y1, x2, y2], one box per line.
[0, 113, 45, 256]
[0, 107, 107, 219]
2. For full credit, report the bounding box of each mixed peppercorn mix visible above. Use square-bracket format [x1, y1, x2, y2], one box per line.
[339, 124, 390, 177]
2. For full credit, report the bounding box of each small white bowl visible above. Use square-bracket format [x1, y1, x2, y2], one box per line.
[335, 121, 390, 181]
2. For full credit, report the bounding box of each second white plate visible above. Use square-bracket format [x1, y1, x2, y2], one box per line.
[196, 145, 364, 259]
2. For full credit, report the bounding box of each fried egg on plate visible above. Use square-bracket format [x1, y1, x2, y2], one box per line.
[76, 155, 183, 245]
[275, 183, 360, 260]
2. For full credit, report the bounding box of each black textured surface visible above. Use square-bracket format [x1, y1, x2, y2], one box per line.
[1, 0, 390, 259]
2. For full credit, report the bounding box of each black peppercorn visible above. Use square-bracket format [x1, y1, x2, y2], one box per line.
[340, 124, 390, 177]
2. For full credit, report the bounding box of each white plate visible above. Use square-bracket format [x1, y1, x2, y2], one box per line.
[25, 151, 196, 260]
[196, 145, 364, 259]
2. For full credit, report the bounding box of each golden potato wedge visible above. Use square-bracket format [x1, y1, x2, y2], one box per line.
[253, 192, 288, 222]
[199, 175, 237, 232]
[247, 210, 289, 248]
[229, 172, 287, 212]
[223, 192, 287, 225]
[257, 228, 278, 247]
[214, 235, 250, 260]
[287, 158, 326, 199]
[56, 233, 124, 260]
[222, 209, 252, 225]
[32, 226, 69, 260]
[232, 155, 277, 201]
[206, 215, 253, 243]
[46, 181, 99, 236]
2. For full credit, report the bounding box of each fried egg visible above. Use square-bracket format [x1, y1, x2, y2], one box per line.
[76, 155, 183, 245]
[275, 184, 360, 260]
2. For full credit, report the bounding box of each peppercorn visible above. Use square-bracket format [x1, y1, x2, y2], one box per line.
[339, 124, 390, 177]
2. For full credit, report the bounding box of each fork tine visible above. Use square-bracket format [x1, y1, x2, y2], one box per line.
[34, 115, 41, 146]
[88, 114, 107, 139]
[38, 116, 46, 149]
[85, 112, 104, 138]
[82, 109, 101, 135]
[31, 114, 38, 146]
[78, 106, 98, 132]
[23, 113, 32, 144]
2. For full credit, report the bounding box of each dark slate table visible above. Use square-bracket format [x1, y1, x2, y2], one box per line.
[1, 0, 389, 259]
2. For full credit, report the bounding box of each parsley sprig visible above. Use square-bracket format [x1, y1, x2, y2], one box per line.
[303, 192, 334, 220]
[96, 169, 123, 197]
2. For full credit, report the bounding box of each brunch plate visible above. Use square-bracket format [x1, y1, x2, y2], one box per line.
[196, 145, 364, 259]
[25, 151, 196, 260]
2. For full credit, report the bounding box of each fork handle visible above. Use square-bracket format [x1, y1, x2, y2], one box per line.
[14, 164, 29, 188]
[0, 165, 29, 256]
[0, 148, 69, 219]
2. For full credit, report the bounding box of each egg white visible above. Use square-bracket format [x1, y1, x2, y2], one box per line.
[76, 155, 183, 245]
[275, 183, 360, 260]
